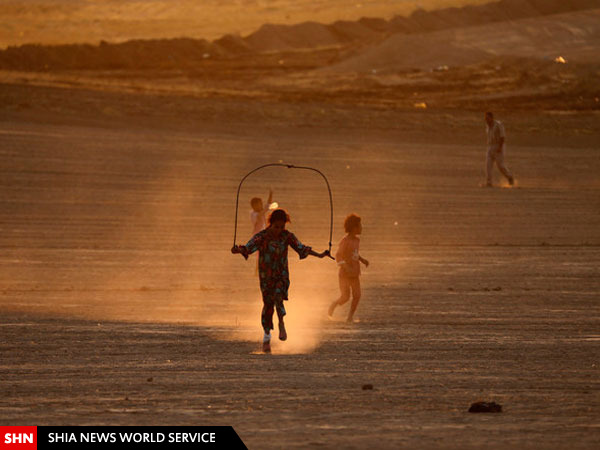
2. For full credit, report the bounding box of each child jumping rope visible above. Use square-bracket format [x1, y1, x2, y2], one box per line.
[232, 209, 330, 353]
[328, 214, 369, 322]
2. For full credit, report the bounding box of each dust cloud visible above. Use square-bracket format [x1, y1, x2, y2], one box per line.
[6, 145, 346, 355]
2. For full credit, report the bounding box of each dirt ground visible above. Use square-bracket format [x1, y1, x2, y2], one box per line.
[0, 79, 599, 449]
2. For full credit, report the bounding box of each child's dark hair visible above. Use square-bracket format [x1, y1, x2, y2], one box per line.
[268, 209, 290, 225]
[344, 213, 361, 233]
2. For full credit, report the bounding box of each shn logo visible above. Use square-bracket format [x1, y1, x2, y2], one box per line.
[0, 427, 37, 448]
[4, 434, 34, 444]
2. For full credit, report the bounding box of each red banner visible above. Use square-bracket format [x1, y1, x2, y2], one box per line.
[0, 427, 37, 450]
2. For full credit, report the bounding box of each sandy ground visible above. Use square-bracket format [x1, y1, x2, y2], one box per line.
[0, 93, 599, 448]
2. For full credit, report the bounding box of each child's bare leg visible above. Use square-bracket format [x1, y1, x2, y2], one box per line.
[346, 278, 362, 322]
[261, 298, 275, 353]
[329, 275, 351, 316]
[275, 299, 287, 341]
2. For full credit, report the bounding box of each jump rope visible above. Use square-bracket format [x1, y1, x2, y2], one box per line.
[233, 163, 335, 259]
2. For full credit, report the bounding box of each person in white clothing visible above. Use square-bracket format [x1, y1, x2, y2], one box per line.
[249, 190, 274, 274]
[250, 189, 274, 236]
[485, 111, 514, 187]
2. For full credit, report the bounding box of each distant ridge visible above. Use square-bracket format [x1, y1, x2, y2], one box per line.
[327, 8, 600, 72]
[244, 0, 600, 52]
[1, 0, 599, 71]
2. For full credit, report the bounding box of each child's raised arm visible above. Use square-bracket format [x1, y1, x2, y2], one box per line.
[261, 189, 274, 214]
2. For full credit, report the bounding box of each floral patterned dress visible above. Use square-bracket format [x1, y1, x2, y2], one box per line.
[241, 229, 311, 331]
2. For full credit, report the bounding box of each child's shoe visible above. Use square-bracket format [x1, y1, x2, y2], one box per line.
[262, 339, 271, 353]
[262, 332, 271, 353]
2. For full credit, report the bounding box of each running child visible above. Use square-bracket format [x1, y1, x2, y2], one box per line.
[328, 214, 369, 322]
[232, 209, 330, 353]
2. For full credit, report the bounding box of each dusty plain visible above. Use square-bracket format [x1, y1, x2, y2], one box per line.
[1, 2, 600, 449]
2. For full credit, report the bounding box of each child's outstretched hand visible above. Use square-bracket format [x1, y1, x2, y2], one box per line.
[321, 250, 333, 259]
[308, 249, 333, 259]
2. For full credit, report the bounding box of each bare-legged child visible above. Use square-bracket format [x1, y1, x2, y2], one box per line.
[328, 214, 369, 322]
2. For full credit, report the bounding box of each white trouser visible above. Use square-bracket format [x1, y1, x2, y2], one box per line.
[486, 148, 513, 184]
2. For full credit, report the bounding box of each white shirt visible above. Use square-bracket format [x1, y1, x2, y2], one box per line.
[486, 120, 505, 152]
